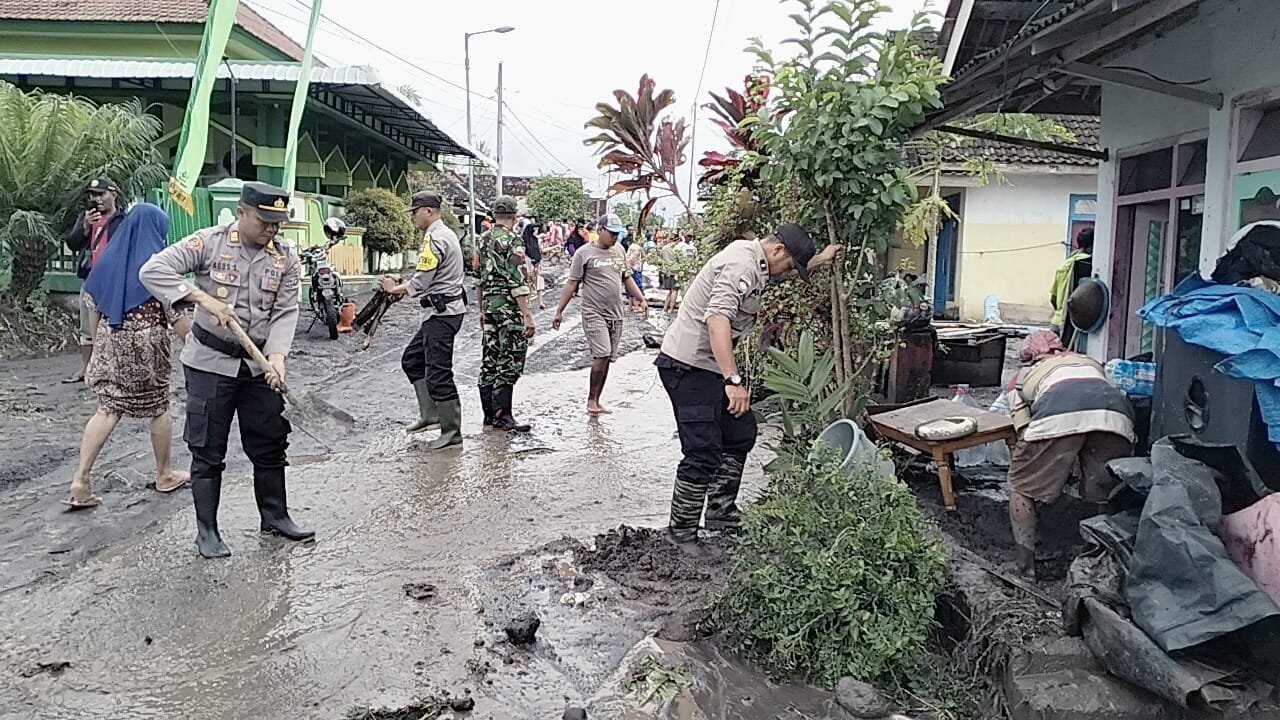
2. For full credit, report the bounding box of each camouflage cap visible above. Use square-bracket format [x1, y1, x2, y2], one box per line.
[492, 195, 518, 215]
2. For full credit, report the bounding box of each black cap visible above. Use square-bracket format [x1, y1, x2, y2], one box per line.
[775, 222, 816, 281]
[239, 181, 290, 224]
[86, 176, 118, 194]
[407, 191, 443, 212]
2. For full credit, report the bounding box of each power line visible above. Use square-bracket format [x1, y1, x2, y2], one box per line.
[503, 101, 578, 174]
[687, 0, 723, 203]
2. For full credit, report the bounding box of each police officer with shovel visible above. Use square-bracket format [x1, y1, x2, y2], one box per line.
[655, 223, 840, 553]
[379, 191, 467, 450]
[140, 182, 311, 558]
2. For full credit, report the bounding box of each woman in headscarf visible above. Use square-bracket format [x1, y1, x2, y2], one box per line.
[65, 204, 191, 509]
[1003, 331, 1135, 579]
[520, 221, 545, 309]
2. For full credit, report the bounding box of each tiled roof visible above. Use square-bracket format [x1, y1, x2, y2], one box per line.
[940, 114, 1100, 167]
[471, 175, 561, 205]
[0, 0, 315, 64]
[951, 0, 1092, 81]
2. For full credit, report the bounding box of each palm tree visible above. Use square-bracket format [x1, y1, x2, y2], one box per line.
[0, 81, 165, 300]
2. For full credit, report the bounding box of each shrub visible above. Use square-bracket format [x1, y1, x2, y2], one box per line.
[343, 187, 415, 255]
[711, 451, 947, 689]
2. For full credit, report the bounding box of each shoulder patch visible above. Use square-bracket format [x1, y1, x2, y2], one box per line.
[738, 277, 751, 296]
[416, 237, 439, 272]
[182, 234, 204, 251]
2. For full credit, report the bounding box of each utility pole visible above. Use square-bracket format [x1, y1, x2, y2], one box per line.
[496, 61, 504, 197]
[463, 25, 514, 235]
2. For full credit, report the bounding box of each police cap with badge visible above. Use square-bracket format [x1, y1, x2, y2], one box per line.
[240, 182, 291, 224]
[86, 176, 119, 196]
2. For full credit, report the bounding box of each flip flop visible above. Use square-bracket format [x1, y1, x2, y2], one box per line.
[153, 473, 191, 494]
[61, 495, 101, 510]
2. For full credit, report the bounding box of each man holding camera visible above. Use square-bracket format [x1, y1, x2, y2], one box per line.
[379, 191, 467, 450]
[62, 177, 125, 384]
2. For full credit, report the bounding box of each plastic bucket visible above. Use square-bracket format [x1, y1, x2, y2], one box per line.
[810, 419, 895, 481]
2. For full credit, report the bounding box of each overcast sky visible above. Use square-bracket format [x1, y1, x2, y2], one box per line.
[248, 0, 932, 219]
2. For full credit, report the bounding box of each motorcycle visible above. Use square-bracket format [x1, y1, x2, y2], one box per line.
[302, 217, 349, 340]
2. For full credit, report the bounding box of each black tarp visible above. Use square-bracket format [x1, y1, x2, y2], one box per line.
[1065, 437, 1280, 710]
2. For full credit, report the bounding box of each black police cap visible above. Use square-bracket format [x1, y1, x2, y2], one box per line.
[240, 182, 291, 224]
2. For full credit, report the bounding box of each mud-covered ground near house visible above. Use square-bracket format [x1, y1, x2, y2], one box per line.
[0, 265, 871, 719]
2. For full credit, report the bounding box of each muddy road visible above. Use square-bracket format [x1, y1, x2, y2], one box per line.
[0, 272, 815, 718]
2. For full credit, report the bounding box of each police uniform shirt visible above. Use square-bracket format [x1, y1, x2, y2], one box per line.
[660, 239, 768, 374]
[407, 218, 466, 319]
[140, 222, 301, 378]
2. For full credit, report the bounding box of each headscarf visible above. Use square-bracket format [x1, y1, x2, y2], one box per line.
[1018, 330, 1067, 364]
[84, 203, 169, 329]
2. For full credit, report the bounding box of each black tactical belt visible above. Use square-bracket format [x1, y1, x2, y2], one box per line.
[420, 291, 468, 310]
[193, 323, 263, 359]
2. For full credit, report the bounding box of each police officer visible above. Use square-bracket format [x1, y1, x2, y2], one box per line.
[477, 196, 536, 432]
[379, 191, 467, 449]
[140, 182, 311, 559]
[655, 223, 841, 552]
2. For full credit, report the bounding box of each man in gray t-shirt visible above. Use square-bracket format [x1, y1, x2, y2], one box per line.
[552, 212, 647, 415]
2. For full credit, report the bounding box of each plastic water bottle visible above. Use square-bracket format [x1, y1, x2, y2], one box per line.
[984, 394, 1011, 467]
[950, 385, 987, 468]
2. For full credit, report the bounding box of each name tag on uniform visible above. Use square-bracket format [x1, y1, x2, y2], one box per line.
[261, 276, 280, 293]
[212, 270, 240, 285]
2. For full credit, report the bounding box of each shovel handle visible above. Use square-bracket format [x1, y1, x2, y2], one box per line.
[222, 320, 287, 393]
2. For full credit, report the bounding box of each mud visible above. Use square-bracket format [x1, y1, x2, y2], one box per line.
[901, 455, 1091, 586]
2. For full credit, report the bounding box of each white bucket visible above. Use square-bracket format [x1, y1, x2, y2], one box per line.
[811, 419, 896, 482]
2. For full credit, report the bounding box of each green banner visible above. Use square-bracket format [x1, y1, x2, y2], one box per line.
[168, 0, 241, 215]
[282, 0, 323, 196]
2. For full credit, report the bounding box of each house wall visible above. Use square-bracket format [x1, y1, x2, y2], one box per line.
[1092, 0, 1277, 359]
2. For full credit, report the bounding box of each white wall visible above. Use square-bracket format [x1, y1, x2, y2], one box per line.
[955, 171, 1097, 322]
[1092, 0, 1280, 359]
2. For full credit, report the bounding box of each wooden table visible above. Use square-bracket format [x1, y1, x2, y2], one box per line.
[869, 397, 1017, 511]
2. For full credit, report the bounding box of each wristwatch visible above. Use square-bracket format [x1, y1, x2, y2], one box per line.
[723, 374, 744, 387]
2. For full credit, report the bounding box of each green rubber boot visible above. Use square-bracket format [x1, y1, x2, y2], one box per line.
[406, 379, 439, 434]
[425, 398, 463, 450]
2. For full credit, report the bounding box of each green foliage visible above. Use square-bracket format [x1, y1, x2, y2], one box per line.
[343, 187, 416, 255]
[712, 450, 947, 689]
[525, 175, 589, 222]
[0, 81, 165, 298]
[623, 656, 691, 705]
[759, 330, 850, 443]
[748, 0, 944, 260]
[612, 199, 665, 230]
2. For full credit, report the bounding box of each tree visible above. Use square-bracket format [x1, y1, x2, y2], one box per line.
[0, 82, 165, 300]
[612, 199, 666, 230]
[583, 75, 691, 229]
[747, 0, 947, 415]
[343, 188, 416, 255]
[525, 175, 589, 222]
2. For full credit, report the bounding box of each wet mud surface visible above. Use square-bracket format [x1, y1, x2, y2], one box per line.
[0, 271, 811, 719]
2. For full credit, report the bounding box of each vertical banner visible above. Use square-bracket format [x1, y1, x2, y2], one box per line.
[281, 0, 323, 196]
[168, 0, 241, 215]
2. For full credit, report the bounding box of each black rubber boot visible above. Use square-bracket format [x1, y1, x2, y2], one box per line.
[491, 385, 531, 433]
[479, 386, 496, 428]
[191, 475, 230, 558]
[425, 398, 463, 450]
[704, 456, 745, 533]
[254, 468, 315, 542]
[406, 379, 439, 434]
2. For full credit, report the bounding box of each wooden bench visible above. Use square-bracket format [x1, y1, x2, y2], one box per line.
[869, 397, 1017, 511]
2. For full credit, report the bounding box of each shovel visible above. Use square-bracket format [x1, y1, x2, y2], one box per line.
[221, 320, 355, 451]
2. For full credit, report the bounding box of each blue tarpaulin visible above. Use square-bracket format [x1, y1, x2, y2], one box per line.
[1139, 276, 1280, 450]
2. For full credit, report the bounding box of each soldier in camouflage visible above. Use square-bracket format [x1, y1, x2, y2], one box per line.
[477, 196, 536, 432]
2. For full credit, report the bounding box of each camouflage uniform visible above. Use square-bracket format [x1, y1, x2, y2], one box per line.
[478, 223, 530, 387]
[477, 196, 533, 431]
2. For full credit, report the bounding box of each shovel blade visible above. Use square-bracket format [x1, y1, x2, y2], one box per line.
[282, 390, 356, 440]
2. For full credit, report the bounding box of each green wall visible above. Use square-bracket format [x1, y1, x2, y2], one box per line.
[0, 21, 290, 61]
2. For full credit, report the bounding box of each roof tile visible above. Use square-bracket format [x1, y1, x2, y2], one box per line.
[0, 0, 315, 64]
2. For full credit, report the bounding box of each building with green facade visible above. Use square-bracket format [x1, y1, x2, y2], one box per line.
[0, 0, 475, 289]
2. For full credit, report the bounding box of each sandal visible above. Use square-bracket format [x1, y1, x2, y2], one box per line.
[61, 495, 101, 510]
[153, 471, 191, 494]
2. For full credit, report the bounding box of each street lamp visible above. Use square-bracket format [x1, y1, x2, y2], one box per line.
[465, 25, 515, 240]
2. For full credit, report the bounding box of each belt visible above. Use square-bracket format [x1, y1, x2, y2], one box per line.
[192, 323, 262, 359]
